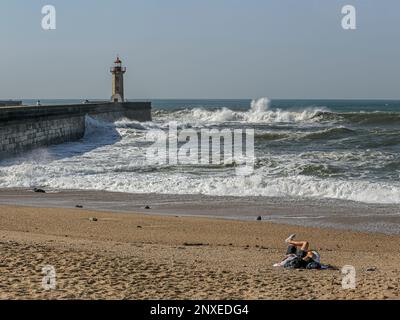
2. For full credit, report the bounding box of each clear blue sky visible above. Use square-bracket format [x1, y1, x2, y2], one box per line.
[1, 0, 399, 99]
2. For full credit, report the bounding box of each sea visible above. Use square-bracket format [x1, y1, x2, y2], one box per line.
[1, 98, 400, 205]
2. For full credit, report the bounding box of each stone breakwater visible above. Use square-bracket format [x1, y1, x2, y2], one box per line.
[0, 102, 151, 159]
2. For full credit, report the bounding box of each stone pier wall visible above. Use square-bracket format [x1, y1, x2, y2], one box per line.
[0, 102, 151, 159]
[0, 115, 85, 157]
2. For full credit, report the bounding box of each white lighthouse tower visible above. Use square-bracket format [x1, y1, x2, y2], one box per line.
[110, 56, 126, 102]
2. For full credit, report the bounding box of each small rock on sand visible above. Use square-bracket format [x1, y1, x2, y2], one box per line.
[89, 217, 98, 222]
[183, 242, 207, 246]
[256, 216, 262, 221]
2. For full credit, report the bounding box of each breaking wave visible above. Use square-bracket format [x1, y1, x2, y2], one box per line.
[154, 98, 400, 128]
[1, 98, 400, 205]
[154, 97, 328, 125]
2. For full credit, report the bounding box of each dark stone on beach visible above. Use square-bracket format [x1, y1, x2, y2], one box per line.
[256, 216, 262, 221]
[183, 242, 207, 247]
[33, 188, 46, 193]
[145, 205, 151, 209]
[89, 217, 98, 222]
[75, 205, 83, 208]
[137, 225, 142, 229]
[366, 267, 377, 272]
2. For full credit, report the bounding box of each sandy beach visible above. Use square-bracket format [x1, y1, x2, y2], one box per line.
[0, 201, 399, 300]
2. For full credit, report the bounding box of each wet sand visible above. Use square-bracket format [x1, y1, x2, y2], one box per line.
[0, 189, 399, 234]
[0, 202, 399, 299]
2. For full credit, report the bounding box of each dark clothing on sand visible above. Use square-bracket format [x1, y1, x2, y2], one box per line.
[284, 245, 320, 269]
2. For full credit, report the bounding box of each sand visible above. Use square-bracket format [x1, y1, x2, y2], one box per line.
[1, 189, 399, 235]
[0, 204, 399, 300]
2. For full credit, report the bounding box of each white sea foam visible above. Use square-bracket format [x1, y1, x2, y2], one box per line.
[155, 97, 328, 125]
[0, 102, 399, 205]
[1, 151, 400, 204]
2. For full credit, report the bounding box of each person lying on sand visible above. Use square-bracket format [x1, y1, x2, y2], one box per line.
[272, 245, 297, 267]
[273, 234, 323, 269]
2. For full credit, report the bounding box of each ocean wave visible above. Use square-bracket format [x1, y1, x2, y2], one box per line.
[253, 150, 400, 180]
[1, 161, 399, 204]
[255, 127, 356, 142]
[154, 98, 400, 128]
[298, 164, 343, 177]
[300, 127, 356, 140]
[154, 97, 328, 125]
[114, 119, 148, 130]
[312, 111, 400, 125]
[383, 160, 400, 171]
[1, 100, 400, 206]
[255, 132, 290, 141]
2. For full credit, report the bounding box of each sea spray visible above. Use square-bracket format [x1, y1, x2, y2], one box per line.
[250, 97, 271, 113]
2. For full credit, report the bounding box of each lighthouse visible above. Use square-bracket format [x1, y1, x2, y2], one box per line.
[110, 56, 126, 102]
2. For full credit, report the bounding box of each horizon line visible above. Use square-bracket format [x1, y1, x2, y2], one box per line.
[4, 97, 400, 101]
